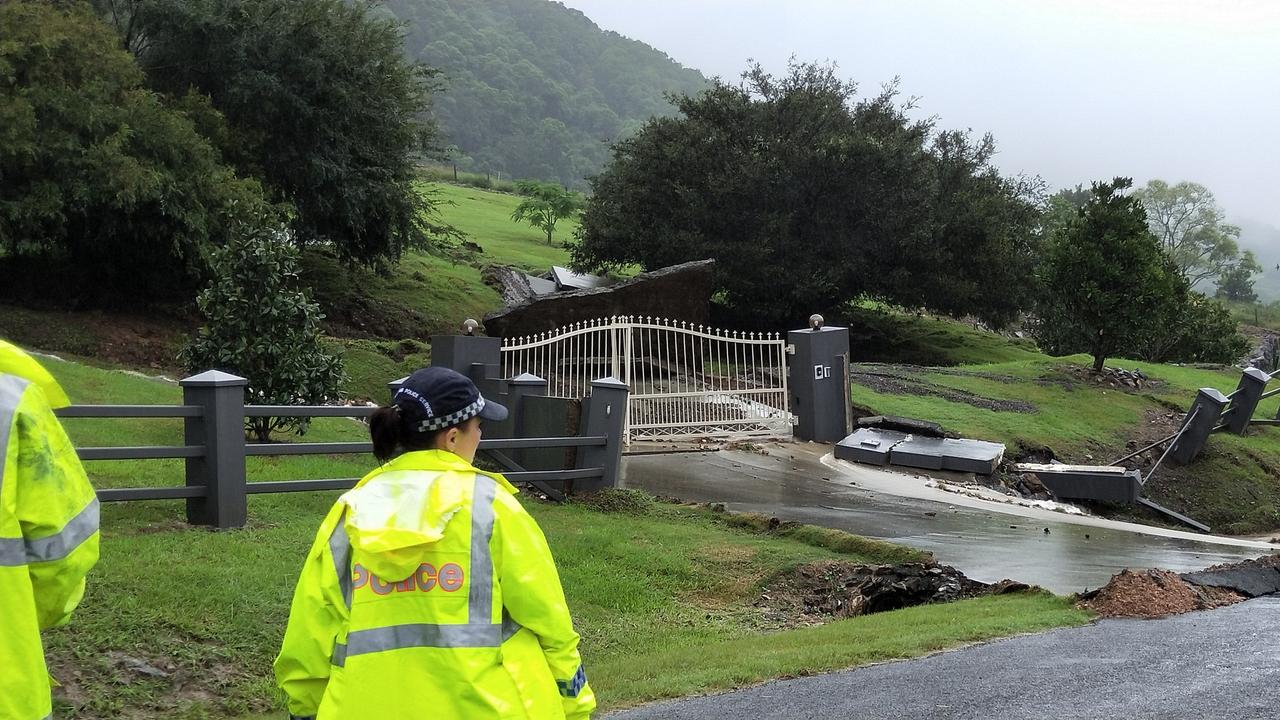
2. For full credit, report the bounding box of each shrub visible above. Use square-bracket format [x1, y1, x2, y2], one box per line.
[182, 211, 346, 441]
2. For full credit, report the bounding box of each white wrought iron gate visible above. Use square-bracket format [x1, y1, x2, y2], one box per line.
[501, 316, 792, 442]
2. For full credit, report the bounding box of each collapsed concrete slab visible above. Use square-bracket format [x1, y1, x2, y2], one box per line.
[856, 415, 947, 438]
[834, 428, 909, 466]
[835, 430, 1005, 475]
[1013, 463, 1142, 505]
[889, 435, 948, 471]
[939, 438, 1006, 475]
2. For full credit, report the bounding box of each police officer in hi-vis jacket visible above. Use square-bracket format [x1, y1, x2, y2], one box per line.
[0, 340, 100, 720]
[275, 366, 595, 719]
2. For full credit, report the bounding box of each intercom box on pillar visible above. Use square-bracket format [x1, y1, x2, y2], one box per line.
[788, 317, 852, 443]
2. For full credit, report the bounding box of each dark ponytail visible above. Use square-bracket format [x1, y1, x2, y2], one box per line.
[369, 406, 404, 463]
[369, 404, 447, 463]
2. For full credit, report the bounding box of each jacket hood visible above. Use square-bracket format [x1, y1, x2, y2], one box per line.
[339, 450, 515, 582]
[0, 340, 70, 408]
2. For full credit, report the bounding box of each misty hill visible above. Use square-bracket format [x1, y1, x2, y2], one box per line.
[382, 0, 708, 187]
[1238, 219, 1280, 303]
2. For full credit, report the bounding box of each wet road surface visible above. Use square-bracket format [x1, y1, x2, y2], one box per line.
[606, 596, 1280, 720]
[621, 445, 1272, 594]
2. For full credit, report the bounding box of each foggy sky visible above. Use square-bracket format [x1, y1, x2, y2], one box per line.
[559, 0, 1280, 230]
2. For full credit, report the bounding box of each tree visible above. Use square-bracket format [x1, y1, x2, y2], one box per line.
[572, 61, 1041, 329]
[1215, 250, 1262, 303]
[0, 1, 267, 301]
[1135, 180, 1242, 287]
[511, 181, 582, 246]
[1032, 178, 1179, 372]
[181, 211, 346, 442]
[105, 0, 454, 266]
[1133, 288, 1247, 364]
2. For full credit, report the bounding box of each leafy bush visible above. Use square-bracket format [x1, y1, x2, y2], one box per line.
[1135, 292, 1249, 364]
[182, 212, 346, 441]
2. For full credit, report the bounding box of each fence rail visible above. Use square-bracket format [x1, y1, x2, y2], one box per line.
[58, 368, 626, 528]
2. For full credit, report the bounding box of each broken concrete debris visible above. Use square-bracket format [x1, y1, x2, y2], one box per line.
[1012, 463, 1142, 505]
[856, 414, 947, 438]
[835, 427, 1005, 475]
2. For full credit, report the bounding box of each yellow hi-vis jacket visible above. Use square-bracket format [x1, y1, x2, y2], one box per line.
[0, 341, 100, 720]
[274, 449, 596, 719]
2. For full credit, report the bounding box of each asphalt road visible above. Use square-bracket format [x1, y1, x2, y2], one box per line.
[605, 596, 1280, 720]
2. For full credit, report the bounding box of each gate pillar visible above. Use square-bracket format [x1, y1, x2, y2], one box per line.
[788, 315, 851, 443]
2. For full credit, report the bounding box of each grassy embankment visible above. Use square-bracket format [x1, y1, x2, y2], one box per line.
[291, 180, 580, 400]
[0, 181, 574, 401]
[37, 354, 1089, 718]
[845, 313, 1280, 534]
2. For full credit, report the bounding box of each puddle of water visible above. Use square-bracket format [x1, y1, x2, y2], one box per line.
[622, 447, 1272, 594]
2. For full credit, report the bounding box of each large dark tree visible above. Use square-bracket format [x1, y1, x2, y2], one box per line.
[1032, 178, 1181, 371]
[571, 62, 1041, 329]
[107, 0, 450, 265]
[0, 1, 267, 301]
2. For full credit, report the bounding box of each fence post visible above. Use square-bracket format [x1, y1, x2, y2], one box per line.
[1224, 367, 1269, 435]
[575, 377, 629, 492]
[1170, 388, 1229, 465]
[504, 373, 548, 446]
[180, 370, 247, 529]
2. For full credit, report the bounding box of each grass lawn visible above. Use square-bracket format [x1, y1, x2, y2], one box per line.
[428, 181, 575, 272]
[33, 352, 1091, 718]
[842, 304, 1044, 366]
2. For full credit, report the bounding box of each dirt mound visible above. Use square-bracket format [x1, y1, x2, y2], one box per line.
[756, 560, 1004, 624]
[1078, 568, 1243, 618]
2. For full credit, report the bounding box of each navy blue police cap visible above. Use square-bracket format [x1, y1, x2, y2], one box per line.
[392, 366, 508, 433]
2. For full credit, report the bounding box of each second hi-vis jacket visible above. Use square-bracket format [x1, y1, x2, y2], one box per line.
[274, 449, 596, 719]
[0, 340, 100, 720]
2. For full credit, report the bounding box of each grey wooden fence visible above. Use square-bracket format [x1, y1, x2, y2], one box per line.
[56, 369, 628, 529]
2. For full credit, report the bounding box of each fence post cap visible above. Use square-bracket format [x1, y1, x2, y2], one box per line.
[509, 373, 547, 385]
[1197, 387, 1229, 403]
[180, 370, 248, 387]
[590, 376, 628, 390]
[1242, 367, 1270, 383]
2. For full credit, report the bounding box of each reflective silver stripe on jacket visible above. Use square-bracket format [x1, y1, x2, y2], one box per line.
[468, 474, 498, 623]
[24, 497, 99, 563]
[0, 375, 30, 567]
[330, 473, 523, 666]
[333, 611, 524, 668]
[330, 507, 352, 609]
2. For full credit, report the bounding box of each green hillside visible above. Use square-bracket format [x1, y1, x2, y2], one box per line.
[384, 0, 709, 187]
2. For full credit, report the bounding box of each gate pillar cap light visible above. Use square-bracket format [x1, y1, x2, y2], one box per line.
[462, 318, 480, 336]
[809, 314, 824, 331]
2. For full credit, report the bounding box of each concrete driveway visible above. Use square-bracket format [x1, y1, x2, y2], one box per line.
[604, 596, 1280, 720]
